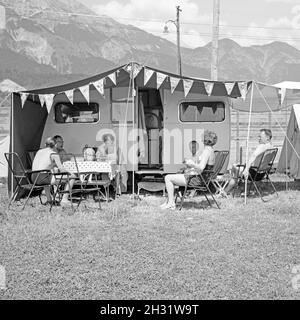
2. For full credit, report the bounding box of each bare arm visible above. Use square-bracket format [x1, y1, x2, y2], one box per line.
[51, 153, 65, 172]
[186, 149, 210, 173]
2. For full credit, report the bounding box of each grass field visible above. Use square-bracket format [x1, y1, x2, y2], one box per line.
[0, 179, 299, 300]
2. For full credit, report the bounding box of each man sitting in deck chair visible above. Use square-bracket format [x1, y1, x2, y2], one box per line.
[224, 128, 273, 195]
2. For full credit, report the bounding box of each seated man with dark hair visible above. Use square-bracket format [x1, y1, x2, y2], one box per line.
[53, 135, 71, 162]
[224, 128, 273, 194]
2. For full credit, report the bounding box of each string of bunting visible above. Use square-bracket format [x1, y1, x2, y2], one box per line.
[18, 64, 286, 112]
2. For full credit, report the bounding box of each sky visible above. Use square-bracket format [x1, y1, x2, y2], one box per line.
[77, 0, 300, 49]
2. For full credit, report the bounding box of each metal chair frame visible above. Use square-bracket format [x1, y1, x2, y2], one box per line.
[5, 152, 52, 210]
[233, 148, 278, 201]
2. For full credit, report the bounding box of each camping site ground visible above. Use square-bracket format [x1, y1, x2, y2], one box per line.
[0, 179, 299, 300]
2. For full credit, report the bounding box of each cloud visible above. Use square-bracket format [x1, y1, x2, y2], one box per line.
[91, 0, 300, 50]
[92, 0, 212, 48]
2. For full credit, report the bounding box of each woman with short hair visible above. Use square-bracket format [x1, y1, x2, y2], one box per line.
[161, 130, 218, 210]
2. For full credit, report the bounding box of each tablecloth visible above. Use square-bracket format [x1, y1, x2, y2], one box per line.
[63, 161, 116, 180]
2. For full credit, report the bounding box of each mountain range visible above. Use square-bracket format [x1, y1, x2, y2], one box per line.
[0, 0, 300, 91]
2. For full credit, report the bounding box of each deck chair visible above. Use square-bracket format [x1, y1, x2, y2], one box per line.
[26, 150, 38, 169]
[210, 150, 230, 198]
[233, 148, 278, 201]
[175, 165, 221, 211]
[5, 152, 52, 210]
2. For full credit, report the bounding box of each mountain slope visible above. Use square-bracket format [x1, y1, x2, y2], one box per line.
[0, 0, 300, 89]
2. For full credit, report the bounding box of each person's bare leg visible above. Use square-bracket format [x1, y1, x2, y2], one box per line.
[62, 175, 76, 201]
[163, 174, 187, 207]
[224, 165, 240, 194]
[44, 186, 52, 202]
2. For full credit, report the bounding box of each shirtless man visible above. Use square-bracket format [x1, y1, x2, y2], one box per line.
[224, 128, 273, 194]
[32, 137, 74, 205]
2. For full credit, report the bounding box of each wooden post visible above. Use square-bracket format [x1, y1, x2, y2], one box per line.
[211, 0, 220, 80]
[176, 6, 182, 76]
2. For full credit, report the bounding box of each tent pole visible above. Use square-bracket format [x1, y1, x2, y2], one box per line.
[244, 82, 254, 205]
[131, 62, 135, 199]
[10, 93, 14, 198]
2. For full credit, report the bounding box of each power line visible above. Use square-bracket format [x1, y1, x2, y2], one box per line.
[1, 2, 300, 32]
[2, 3, 300, 43]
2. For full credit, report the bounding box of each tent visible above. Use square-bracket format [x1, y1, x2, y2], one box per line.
[277, 104, 300, 179]
[8, 62, 300, 201]
[0, 135, 9, 177]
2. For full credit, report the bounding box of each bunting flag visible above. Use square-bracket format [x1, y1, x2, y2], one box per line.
[278, 87, 286, 105]
[20, 92, 29, 108]
[204, 82, 214, 96]
[44, 94, 54, 113]
[65, 89, 74, 104]
[156, 72, 167, 89]
[38, 94, 46, 108]
[132, 64, 142, 79]
[224, 82, 235, 96]
[93, 79, 105, 96]
[144, 68, 155, 85]
[79, 84, 90, 103]
[183, 79, 194, 97]
[107, 72, 116, 85]
[238, 82, 249, 100]
[170, 77, 180, 94]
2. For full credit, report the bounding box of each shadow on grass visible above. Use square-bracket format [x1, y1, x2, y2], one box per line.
[175, 198, 216, 210]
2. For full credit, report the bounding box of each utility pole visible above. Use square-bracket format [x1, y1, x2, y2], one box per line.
[176, 6, 182, 76]
[164, 6, 182, 76]
[211, 0, 220, 80]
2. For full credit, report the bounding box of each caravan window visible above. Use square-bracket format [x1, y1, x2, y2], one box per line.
[179, 101, 225, 122]
[54, 102, 99, 123]
[111, 87, 134, 123]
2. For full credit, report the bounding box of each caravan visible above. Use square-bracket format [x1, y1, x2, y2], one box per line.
[10, 62, 249, 192]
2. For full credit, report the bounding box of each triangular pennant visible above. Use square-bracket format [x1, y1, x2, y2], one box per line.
[224, 82, 235, 96]
[65, 89, 74, 104]
[79, 84, 90, 103]
[93, 79, 104, 96]
[132, 64, 142, 79]
[156, 72, 167, 89]
[38, 94, 46, 108]
[144, 68, 155, 85]
[107, 72, 116, 85]
[20, 93, 29, 108]
[278, 87, 286, 105]
[238, 82, 249, 100]
[183, 79, 194, 97]
[204, 82, 214, 96]
[44, 94, 54, 113]
[170, 77, 180, 94]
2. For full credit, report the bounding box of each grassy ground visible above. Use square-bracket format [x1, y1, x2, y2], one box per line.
[0, 178, 299, 300]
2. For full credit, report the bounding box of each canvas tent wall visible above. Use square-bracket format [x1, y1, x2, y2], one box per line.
[277, 104, 300, 179]
[0, 135, 9, 177]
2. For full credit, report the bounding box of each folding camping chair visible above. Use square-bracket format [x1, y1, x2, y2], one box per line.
[175, 165, 221, 210]
[26, 150, 38, 169]
[233, 148, 278, 201]
[210, 150, 230, 198]
[5, 152, 52, 210]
